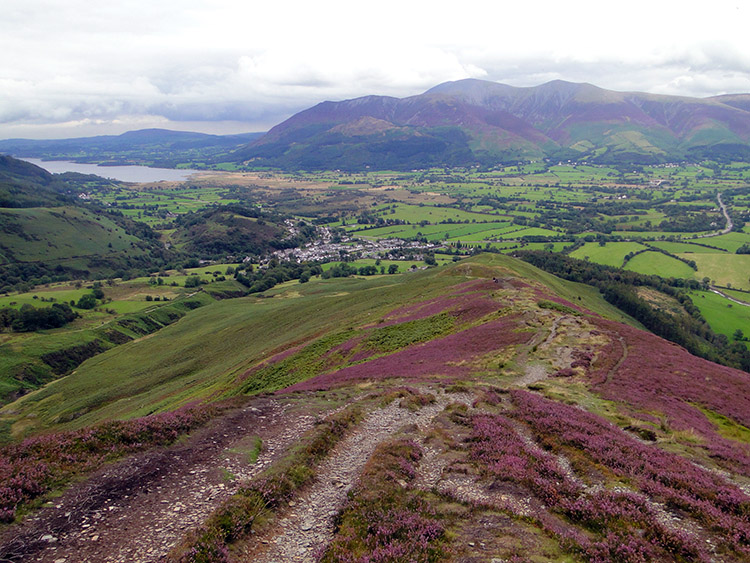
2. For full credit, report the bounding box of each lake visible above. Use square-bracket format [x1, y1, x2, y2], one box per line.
[20, 158, 200, 183]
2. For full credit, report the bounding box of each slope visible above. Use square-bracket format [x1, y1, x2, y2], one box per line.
[2, 254, 750, 562]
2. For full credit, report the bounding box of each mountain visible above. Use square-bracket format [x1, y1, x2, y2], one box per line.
[235, 79, 750, 169]
[0, 129, 264, 167]
[2, 254, 750, 561]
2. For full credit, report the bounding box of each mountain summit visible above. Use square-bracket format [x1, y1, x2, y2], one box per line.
[235, 79, 750, 169]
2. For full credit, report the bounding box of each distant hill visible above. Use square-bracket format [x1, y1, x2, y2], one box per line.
[0, 155, 74, 208]
[235, 79, 750, 169]
[0, 129, 264, 167]
[0, 156, 171, 290]
[170, 206, 297, 258]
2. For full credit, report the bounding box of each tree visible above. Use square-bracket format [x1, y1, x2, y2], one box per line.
[184, 275, 202, 288]
[76, 293, 97, 309]
[734, 329, 745, 341]
[388, 264, 399, 274]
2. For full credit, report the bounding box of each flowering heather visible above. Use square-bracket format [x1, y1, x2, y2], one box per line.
[380, 284, 499, 326]
[588, 318, 750, 473]
[511, 390, 750, 557]
[469, 410, 709, 561]
[320, 439, 447, 563]
[0, 404, 215, 522]
[285, 316, 531, 392]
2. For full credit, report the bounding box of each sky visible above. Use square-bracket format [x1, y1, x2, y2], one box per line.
[2, 0, 749, 139]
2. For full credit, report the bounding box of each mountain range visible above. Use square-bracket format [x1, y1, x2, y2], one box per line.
[237, 79, 750, 168]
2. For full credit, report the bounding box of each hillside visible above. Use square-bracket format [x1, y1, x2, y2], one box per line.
[0, 129, 264, 168]
[0, 155, 74, 208]
[169, 206, 298, 258]
[2, 255, 749, 562]
[235, 79, 750, 169]
[0, 156, 173, 291]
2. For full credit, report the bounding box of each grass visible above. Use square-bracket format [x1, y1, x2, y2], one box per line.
[696, 405, 750, 445]
[0, 206, 144, 265]
[569, 242, 647, 268]
[0, 254, 643, 438]
[688, 253, 750, 290]
[624, 251, 696, 279]
[689, 290, 750, 344]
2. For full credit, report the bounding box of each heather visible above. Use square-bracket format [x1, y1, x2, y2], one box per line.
[320, 438, 448, 563]
[589, 318, 750, 472]
[0, 403, 216, 523]
[381, 279, 500, 325]
[510, 390, 750, 558]
[468, 412, 706, 562]
[285, 315, 530, 392]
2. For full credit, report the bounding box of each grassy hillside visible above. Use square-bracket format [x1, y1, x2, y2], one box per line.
[0, 206, 144, 265]
[0, 155, 73, 208]
[0, 255, 639, 438]
[5, 253, 750, 562]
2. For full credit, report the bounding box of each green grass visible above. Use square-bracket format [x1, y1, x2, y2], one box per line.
[646, 241, 724, 254]
[0, 206, 144, 265]
[569, 242, 647, 268]
[688, 253, 750, 290]
[624, 251, 696, 279]
[689, 290, 750, 344]
[0, 254, 642, 437]
[696, 232, 750, 253]
[696, 405, 750, 444]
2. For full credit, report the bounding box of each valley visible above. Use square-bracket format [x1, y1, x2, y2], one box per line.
[1, 79, 750, 562]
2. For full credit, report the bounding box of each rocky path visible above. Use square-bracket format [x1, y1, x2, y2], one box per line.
[244, 389, 472, 563]
[0, 398, 317, 563]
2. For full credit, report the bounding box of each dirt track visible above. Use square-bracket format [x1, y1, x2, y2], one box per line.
[0, 397, 317, 562]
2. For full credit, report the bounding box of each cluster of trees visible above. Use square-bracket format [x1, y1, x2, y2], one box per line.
[0, 303, 78, 332]
[516, 250, 750, 372]
[235, 261, 323, 293]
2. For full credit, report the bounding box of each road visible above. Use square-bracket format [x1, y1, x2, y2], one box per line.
[696, 192, 732, 238]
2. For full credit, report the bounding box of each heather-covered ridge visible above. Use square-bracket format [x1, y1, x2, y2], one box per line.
[2, 254, 750, 562]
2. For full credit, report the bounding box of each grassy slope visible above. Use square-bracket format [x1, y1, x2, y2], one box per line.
[0, 206, 144, 265]
[0, 255, 640, 437]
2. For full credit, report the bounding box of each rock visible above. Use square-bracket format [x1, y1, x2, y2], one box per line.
[41, 534, 57, 542]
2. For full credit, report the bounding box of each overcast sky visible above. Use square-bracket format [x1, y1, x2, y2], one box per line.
[2, 0, 749, 139]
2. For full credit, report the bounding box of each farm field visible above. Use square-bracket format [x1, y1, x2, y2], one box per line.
[624, 251, 697, 279]
[691, 290, 750, 346]
[569, 241, 647, 267]
[688, 253, 750, 290]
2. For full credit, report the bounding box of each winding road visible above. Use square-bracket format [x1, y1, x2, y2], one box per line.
[696, 192, 732, 238]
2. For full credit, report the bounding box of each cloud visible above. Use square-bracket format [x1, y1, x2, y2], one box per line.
[1, 1, 749, 138]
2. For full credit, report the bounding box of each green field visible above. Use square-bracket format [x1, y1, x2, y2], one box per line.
[647, 241, 725, 254]
[688, 253, 750, 290]
[570, 242, 648, 268]
[624, 251, 696, 279]
[697, 232, 750, 253]
[690, 290, 750, 346]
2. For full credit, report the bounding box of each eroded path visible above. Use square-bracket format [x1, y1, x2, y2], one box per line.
[0, 397, 318, 563]
[244, 389, 472, 563]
